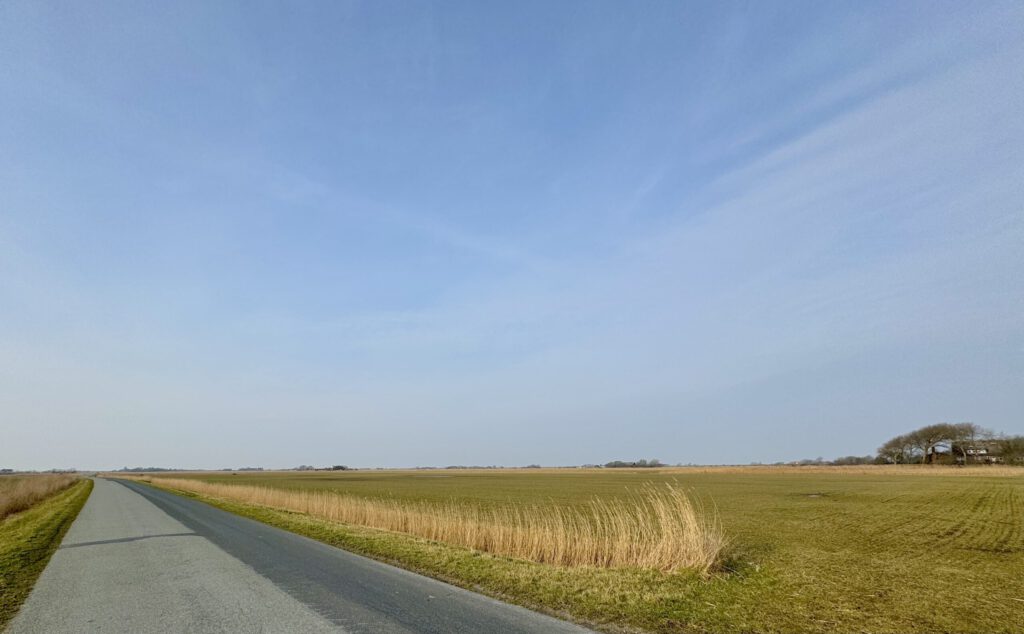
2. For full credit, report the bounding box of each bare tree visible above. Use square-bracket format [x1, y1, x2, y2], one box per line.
[998, 436, 1024, 464]
[908, 423, 960, 464]
[948, 423, 992, 463]
[878, 434, 919, 464]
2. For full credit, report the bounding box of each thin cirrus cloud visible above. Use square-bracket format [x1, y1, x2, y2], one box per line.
[0, 1, 1021, 469]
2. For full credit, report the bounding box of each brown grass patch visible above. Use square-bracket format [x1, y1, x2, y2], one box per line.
[0, 475, 79, 521]
[121, 476, 726, 573]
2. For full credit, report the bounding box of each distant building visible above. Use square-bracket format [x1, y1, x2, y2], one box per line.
[952, 441, 1003, 464]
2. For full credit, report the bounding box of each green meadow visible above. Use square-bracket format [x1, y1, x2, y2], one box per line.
[148, 466, 1024, 633]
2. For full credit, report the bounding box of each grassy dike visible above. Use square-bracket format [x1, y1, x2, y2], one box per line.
[0, 479, 92, 629]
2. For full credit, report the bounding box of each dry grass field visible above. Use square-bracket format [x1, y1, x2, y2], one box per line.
[123, 466, 1024, 633]
[133, 476, 724, 573]
[0, 474, 78, 521]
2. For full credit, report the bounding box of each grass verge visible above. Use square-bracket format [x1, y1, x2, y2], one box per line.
[0, 479, 92, 629]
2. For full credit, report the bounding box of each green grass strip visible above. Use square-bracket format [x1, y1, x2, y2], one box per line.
[0, 480, 93, 629]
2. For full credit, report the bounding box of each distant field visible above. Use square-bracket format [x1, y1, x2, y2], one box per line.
[131, 467, 1024, 633]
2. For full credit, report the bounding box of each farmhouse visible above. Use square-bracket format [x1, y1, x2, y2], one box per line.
[952, 441, 1003, 464]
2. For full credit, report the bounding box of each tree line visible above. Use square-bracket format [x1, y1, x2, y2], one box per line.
[603, 459, 665, 468]
[877, 422, 1023, 464]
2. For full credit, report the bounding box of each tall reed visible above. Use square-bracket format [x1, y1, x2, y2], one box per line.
[0, 474, 78, 520]
[129, 477, 725, 573]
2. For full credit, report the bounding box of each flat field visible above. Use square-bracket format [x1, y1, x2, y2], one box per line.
[141, 467, 1024, 633]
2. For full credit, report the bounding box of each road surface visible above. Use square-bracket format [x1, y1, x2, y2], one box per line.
[9, 478, 591, 634]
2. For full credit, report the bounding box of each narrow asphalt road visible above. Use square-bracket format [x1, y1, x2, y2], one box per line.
[9, 479, 591, 634]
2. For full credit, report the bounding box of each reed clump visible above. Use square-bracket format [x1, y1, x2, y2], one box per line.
[132, 477, 726, 573]
[0, 474, 78, 521]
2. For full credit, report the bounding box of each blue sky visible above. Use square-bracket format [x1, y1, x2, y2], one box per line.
[1, 1, 1022, 469]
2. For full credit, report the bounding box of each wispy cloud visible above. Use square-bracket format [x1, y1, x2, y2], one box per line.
[1, 1, 1021, 468]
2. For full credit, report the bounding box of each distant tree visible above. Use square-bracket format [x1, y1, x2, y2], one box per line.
[604, 459, 664, 468]
[331, 465, 350, 471]
[832, 455, 875, 466]
[948, 423, 992, 463]
[878, 434, 919, 464]
[908, 423, 960, 464]
[877, 436, 900, 463]
[997, 436, 1024, 464]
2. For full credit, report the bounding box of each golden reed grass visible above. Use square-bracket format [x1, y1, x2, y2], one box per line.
[0, 474, 78, 521]
[123, 477, 726, 573]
